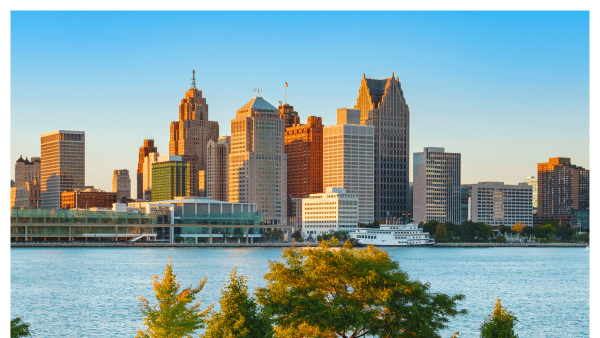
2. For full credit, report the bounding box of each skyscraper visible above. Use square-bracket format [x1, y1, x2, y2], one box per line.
[151, 155, 190, 202]
[169, 70, 219, 196]
[229, 96, 287, 226]
[112, 169, 131, 202]
[537, 157, 589, 219]
[206, 136, 230, 201]
[323, 124, 374, 224]
[137, 139, 157, 200]
[413, 147, 461, 225]
[355, 73, 409, 222]
[40, 130, 85, 209]
[284, 115, 323, 199]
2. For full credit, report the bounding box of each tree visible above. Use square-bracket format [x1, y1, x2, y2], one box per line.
[554, 224, 575, 241]
[435, 223, 449, 242]
[11, 317, 32, 338]
[511, 223, 525, 233]
[256, 243, 467, 338]
[534, 224, 555, 239]
[136, 257, 212, 338]
[203, 268, 273, 338]
[422, 220, 439, 236]
[479, 298, 518, 338]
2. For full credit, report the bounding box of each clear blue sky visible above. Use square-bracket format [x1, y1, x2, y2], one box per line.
[9, 11, 589, 193]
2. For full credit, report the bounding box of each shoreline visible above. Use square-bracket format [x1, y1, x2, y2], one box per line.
[10, 242, 587, 248]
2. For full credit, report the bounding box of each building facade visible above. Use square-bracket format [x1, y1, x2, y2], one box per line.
[278, 103, 300, 128]
[137, 139, 157, 200]
[460, 185, 472, 224]
[13, 156, 41, 208]
[229, 96, 287, 226]
[169, 70, 219, 196]
[142, 152, 160, 201]
[469, 182, 533, 227]
[323, 124, 374, 224]
[112, 169, 131, 202]
[151, 155, 190, 202]
[336, 108, 360, 125]
[524, 176, 538, 210]
[355, 73, 410, 222]
[61, 187, 117, 209]
[284, 116, 323, 199]
[40, 130, 85, 209]
[302, 187, 358, 239]
[413, 147, 461, 225]
[206, 136, 230, 201]
[15, 156, 41, 187]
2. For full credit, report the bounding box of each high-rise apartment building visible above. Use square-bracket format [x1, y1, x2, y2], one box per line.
[169, 70, 219, 196]
[323, 124, 374, 224]
[355, 73, 410, 222]
[284, 116, 323, 199]
[112, 169, 131, 202]
[206, 136, 230, 201]
[151, 155, 190, 202]
[470, 182, 533, 227]
[40, 130, 85, 209]
[538, 158, 589, 215]
[137, 139, 157, 200]
[413, 147, 461, 225]
[229, 96, 287, 226]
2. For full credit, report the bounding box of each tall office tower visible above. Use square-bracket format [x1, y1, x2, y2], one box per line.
[470, 182, 533, 227]
[323, 124, 374, 224]
[112, 169, 131, 202]
[15, 155, 41, 187]
[285, 116, 323, 199]
[537, 157, 589, 216]
[229, 96, 287, 226]
[278, 103, 300, 128]
[169, 70, 219, 196]
[524, 176, 538, 210]
[143, 152, 160, 200]
[40, 130, 85, 209]
[137, 139, 157, 200]
[151, 155, 190, 201]
[206, 136, 230, 201]
[355, 73, 409, 222]
[337, 108, 360, 125]
[413, 147, 461, 225]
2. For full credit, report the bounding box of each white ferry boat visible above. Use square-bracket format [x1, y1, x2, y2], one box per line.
[348, 222, 433, 246]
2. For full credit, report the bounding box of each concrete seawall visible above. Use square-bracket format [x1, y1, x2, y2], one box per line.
[433, 242, 587, 248]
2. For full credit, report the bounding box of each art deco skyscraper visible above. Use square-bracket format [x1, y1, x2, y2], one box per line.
[40, 130, 85, 209]
[229, 96, 287, 226]
[413, 147, 461, 225]
[112, 169, 131, 202]
[355, 73, 410, 222]
[169, 70, 219, 196]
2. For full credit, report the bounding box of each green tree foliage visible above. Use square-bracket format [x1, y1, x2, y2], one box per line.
[11, 317, 32, 338]
[479, 298, 518, 338]
[554, 224, 576, 241]
[263, 229, 284, 242]
[520, 226, 534, 236]
[422, 220, 439, 236]
[203, 268, 273, 338]
[256, 243, 467, 338]
[435, 223, 449, 242]
[573, 232, 589, 243]
[534, 224, 555, 239]
[136, 257, 212, 338]
[317, 231, 348, 244]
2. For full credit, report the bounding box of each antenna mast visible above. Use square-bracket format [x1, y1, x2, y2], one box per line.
[191, 70, 196, 89]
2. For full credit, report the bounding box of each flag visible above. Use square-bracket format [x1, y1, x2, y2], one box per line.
[285, 82, 288, 87]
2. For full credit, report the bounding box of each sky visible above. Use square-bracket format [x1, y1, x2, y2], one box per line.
[8, 11, 590, 193]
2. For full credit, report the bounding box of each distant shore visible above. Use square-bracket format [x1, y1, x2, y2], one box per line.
[10, 242, 587, 248]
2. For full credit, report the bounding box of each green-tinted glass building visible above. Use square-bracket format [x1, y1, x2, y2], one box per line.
[151, 155, 190, 201]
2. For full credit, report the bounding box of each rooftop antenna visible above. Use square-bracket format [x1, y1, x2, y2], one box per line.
[285, 82, 288, 104]
[191, 70, 196, 89]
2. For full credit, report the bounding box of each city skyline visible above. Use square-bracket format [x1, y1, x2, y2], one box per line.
[9, 11, 590, 194]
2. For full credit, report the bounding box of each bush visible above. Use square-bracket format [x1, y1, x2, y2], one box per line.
[480, 298, 518, 338]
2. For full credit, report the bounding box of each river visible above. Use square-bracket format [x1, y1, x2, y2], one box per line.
[10, 246, 589, 337]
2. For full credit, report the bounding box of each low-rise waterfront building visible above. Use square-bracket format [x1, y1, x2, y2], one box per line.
[301, 187, 358, 240]
[61, 187, 117, 209]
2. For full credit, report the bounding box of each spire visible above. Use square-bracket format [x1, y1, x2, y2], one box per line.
[363, 73, 366, 80]
[191, 70, 196, 89]
[392, 72, 395, 79]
